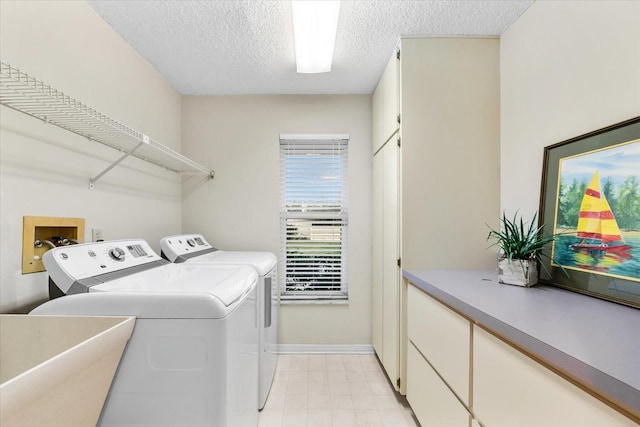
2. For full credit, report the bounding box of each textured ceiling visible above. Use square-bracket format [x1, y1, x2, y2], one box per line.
[87, 0, 534, 95]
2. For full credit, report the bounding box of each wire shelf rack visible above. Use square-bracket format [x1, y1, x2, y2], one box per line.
[0, 60, 214, 188]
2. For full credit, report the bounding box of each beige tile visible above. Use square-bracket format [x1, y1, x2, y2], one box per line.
[307, 394, 331, 410]
[308, 355, 327, 371]
[330, 394, 354, 410]
[331, 409, 358, 427]
[344, 363, 365, 374]
[289, 358, 309, 373]
[355, 409, 384, 427]
[284, 393, 308, 410]
[286, 381, 309, 395]
[379, 409, 414, 427]
[342, 354, 364, 364]
[307, 409, 332, 427]
[270, 380, 288, 395]
[278, 355, 295, 370]
[282, 408, 307, 427]
[346, 371, 368, 383]
[275, 368, 291, 384]
[369, 381, 394, 396]
[351, 393, 378, 410]
[288, 370, 309, 384]
[308, 370, 328, 384]
[327, 364, 346, 374]
[348, 381, 372, 396]
[328, 370, 348, 383]
[328, 381, 351, 395]
[260, 354, 415, 427]
[361, 358, 381, 371]
[265, 392, 286, 410]
[359, 354, 379, 363]
[259, 407, 283, 427]
[374, 394, 402, 411]
[364, 369, 388, 384]
[308, 381, 330, 395]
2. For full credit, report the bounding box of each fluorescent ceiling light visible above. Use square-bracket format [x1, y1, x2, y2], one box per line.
[292, 1, 340, 74]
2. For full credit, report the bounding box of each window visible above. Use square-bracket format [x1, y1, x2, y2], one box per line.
[279, 134, 349, 302]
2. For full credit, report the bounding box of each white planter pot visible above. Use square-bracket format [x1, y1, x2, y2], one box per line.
[497, 257, 538, 287]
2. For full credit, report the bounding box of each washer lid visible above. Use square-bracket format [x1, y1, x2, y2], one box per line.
[187, 251, 277, 276]
[91, 263, 258, 307]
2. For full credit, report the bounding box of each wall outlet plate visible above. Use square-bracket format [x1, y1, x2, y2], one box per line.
[92, 228, 103, 242]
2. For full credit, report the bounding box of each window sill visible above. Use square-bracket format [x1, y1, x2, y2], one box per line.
[280, 299, 349, 305]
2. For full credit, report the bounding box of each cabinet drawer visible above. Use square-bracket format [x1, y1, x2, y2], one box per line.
[407, 284, 471, 403]
[474, 326, 636, 427]
[407, 342, 470, 427]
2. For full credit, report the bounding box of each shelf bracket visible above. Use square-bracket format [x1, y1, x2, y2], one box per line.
[89, 136, 149, 189]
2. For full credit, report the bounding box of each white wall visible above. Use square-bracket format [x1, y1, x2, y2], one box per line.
[181, 95, 372, 345]
[500, 0, 640, 217]
[0, 1, 183, 312]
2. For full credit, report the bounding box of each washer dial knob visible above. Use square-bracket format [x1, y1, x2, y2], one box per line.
[187, 238, 196, 247]
[109, 247, 126, 261]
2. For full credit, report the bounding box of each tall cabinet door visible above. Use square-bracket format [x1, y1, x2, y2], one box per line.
[372, 50, 400, 153]
[372, 151, 384, 356]
[372, 46, 401, 389]
[372, 137, 400, 388]
[382, 137, 400, 386]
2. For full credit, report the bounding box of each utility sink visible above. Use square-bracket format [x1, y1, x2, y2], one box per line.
[0, 314, 135, 427]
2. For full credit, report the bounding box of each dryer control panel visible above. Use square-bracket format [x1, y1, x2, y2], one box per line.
[43, 240, 162, 291]
[160, 234, 216, 262]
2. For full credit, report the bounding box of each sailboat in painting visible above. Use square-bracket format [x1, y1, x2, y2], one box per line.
[570, 171, 632, 253]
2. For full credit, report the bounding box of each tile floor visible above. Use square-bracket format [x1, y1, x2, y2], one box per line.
[258, 354, 419, 427]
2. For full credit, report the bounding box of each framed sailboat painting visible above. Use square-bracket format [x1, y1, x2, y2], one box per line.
[539, 116, 640, 309]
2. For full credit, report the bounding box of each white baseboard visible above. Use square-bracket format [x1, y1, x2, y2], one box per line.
[277, 344, 375, 354]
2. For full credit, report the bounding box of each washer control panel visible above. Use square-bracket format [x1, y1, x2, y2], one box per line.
[44, 239, 162, 280]
[160, 234, 213, 261]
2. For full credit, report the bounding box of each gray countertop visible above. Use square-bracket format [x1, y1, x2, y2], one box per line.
[403, 269, 640, 418]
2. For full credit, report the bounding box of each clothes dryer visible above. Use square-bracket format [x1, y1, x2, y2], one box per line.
[160, 234, 277, 410]
[31, 239, 258, 427]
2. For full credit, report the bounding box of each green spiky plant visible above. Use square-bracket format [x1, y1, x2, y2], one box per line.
[486, 211, 559, 277]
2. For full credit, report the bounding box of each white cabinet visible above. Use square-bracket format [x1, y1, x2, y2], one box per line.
[407, 284, 473, 427]
[372, 48, 401, 387]
[373, 36, 501, 394]
[372, 37, 500, 392]
[372, 133, 400, 387]
[407, 285, 470, 403]
[473, 326, 636, 427]
[372, 50, 399, 153]
[372, 153, 384, 357]
[407, 343, 470, 427]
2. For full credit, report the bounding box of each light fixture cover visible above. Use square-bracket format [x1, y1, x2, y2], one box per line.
[292, 1, 341, 73]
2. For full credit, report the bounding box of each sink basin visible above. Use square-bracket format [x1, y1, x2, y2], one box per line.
[0, 314, 135, 427]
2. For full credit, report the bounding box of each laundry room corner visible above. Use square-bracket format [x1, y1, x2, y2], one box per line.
[0, 1, 184, 313]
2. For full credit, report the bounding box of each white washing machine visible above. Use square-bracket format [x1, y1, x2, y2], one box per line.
[30, 239, 259, 427]
[159, 234, 278, 410]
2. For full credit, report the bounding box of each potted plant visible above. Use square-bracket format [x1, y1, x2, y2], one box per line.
[486, 211, 557, 287]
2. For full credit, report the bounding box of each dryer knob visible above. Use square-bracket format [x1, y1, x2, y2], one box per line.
[187, 238, 196, 247]
[109, 247, 126, 261]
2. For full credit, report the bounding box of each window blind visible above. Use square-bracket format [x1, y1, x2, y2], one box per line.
[279, 136, 349, 301]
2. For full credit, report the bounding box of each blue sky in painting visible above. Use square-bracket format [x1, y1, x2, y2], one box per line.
[559, 140, 640, 186]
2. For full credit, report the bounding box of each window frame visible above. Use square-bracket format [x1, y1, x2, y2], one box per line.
[279, 134, 349, 303]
